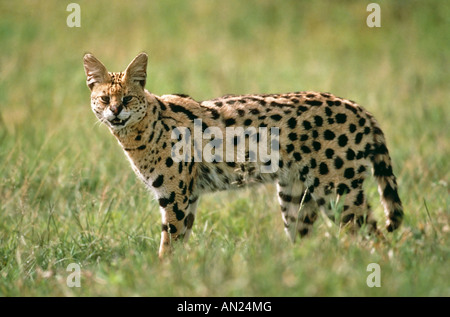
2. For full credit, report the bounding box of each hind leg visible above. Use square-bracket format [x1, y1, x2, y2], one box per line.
[277, 181, 318, 242]
[339, 188, 378, 234]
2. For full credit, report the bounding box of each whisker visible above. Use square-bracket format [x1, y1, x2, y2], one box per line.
[92, 117, 107, 128]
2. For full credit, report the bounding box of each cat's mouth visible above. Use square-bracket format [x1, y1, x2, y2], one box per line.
[109, 116, 130, 127]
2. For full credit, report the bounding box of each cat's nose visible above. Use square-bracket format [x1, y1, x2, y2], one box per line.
[110, 104, 123, 116]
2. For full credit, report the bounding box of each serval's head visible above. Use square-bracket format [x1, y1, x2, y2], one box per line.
[83, 53, 148, 132]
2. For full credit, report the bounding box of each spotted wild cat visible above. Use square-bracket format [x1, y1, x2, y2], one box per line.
[83, 53, 403, 257]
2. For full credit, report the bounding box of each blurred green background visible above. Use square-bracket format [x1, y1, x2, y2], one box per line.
[0, 0, 448, 296]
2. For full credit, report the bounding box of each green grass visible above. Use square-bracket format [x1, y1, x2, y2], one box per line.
[0, 0, 448, 296]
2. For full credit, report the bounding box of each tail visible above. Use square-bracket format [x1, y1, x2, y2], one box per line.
[367, 113, 404, 231]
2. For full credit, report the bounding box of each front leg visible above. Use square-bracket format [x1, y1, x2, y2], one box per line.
[158, 191, 198, 258]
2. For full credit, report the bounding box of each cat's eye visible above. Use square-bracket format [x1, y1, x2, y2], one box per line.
[100, 96, 110, 104]
[123, 96, 133, 105]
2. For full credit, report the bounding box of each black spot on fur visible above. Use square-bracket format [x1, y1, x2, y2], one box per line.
[303, 120, 312, 130]
[325, 148, 334, 159]
[312, 141, 321, 151]
[299, 228, 309, 237]
[364, 143, 372, 158]
[300, 165, 309, 176]
[188, 160, 195, 174]
[166, 157, 174, 167]
[152, 175, 164, 188]
[301, 146, 311, 154]
[314, 116, 323, 127]
[184, 213, 195, 229]
[319, 162, 329, 175]
[270, 114, 282, 121]
[334, 156, 344, 169]
[208, 108, 220, 119]
[155, 97, 167, 111]
[287, 117, 297, 129]
[341, 213, 354, 223]
[314, 177, 320, 187]
[172, 203, 185, 221]
[168, 224, 177, 233]
[323, 130, 336, 140]
[355, 133, 363, 144]
[351, 179, 360, 189]
[354, 190, 364, 206]
[337, 183, 350, 196]
[159, 191, 176, 208]
[338, 134, 348, 147]
[344, 168, 355, 179]
[345, 103, 357, 114]
[305, 100, 323, 106]
[335, 113, 347, 124]
[286, 144, 295, 153]
[301, 192, 312, 203]
[346, 149, 355, 160]
[279, 191, 292, 202]
[169, 103, 198, 120]
[288, 132, 298, 141]
[224, 118, 236, 126]
[297, 105, 308, 114]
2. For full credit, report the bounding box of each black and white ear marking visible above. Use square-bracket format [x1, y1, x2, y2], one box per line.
[83, 54, 110, 90]
[124, 52, 148, 88]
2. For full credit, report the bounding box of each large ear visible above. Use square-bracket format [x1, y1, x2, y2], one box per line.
[83, 54, 110, 91]
[124, 53, 148, 88]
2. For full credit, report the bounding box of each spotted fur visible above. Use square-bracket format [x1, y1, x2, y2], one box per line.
[84, 53, 403, 257]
